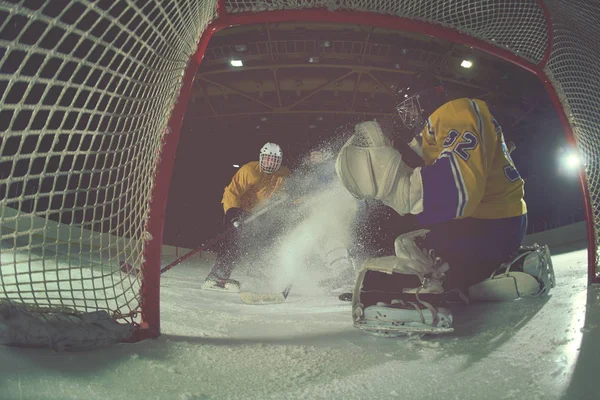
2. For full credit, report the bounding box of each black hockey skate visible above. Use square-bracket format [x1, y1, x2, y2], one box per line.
[201, 276, 241, 293]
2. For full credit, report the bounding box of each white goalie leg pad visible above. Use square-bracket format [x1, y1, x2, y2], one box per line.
[351, 230, 453, 335]
[394, 229, 449, 294]
[350, 255, 411, 314]
[360, 302, 453, 337]
[352, 265, 454, 336]
[468, 243, 556, 302]
[335, 121, 423, 215]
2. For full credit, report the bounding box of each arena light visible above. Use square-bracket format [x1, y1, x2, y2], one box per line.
[233, 164, 240, 168]
[461, 59, 473, 68]
[230, 59, 243, 67]
[564, 152, 581, 170]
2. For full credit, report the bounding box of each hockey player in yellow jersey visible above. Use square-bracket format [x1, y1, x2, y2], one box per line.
[335, 73, 554, 335]
[202, 142, 291, 292]
[221, 154, 289, 215]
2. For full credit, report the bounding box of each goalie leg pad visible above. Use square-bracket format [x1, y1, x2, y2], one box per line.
[468, 272, 541, 301]
[468, 243, 555, 302]
[357, 302, 453, 337]
[351, 231, 454, 336]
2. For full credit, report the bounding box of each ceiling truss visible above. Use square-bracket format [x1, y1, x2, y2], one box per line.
[188, 23, 549, 140]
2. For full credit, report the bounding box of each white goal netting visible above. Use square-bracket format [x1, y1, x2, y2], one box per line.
[0, 0, 598, 342]
[0, 0, 218, 342]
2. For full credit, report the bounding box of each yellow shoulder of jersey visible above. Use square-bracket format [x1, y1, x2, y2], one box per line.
[239, 161, 261, 178]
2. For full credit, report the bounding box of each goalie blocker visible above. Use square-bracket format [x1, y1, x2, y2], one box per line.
[351, 230, 555, 337]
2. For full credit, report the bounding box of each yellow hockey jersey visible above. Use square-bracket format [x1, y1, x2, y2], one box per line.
[417, 98, 526, 225]
[222, 161, 290, 213]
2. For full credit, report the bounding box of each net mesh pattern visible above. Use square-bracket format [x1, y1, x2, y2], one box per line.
[0, 0, 218, 323]
[542, 0, 600, 271]
[225, 0, 549, 64]
[1, 0, 599, 334]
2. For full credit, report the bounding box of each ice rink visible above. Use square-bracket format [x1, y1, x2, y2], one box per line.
[0, 242, 598, 400]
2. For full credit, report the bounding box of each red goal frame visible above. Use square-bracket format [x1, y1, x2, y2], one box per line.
[135, 1, 597, 341]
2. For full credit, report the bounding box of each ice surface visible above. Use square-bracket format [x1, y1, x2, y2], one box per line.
[0, 246, 598, 400]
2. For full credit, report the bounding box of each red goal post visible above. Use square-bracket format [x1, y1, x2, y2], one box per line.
[0, 0, 597, 343]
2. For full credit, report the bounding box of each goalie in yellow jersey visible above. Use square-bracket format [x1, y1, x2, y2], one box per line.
[335, 73, 554, 335]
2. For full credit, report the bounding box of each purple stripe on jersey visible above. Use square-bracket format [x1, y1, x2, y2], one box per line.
[447, 153, 468, 217]
[417, 154, 464, 225]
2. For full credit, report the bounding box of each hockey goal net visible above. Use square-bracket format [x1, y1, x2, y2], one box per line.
[0, 0, 597, 343]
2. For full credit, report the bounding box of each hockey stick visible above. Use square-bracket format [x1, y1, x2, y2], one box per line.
[160, 195, 290, 274]
[160, 228, 233, 274]
[240, 283, 293, 305]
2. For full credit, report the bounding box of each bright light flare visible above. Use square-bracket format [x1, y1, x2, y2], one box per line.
[461, 60, 473, 68]
[559, 148, 583, 176]
[233, 164, 240, 168]
[230, 59, 243, 67]
[565, 153, 581, 169]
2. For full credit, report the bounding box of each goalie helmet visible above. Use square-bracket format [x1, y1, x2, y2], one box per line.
[259, 142, 283, 174]
[394, 72, 448, 142]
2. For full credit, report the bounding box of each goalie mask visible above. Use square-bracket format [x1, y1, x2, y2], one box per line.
[395, 72, 448, 142]
[259, 142, 283, 174]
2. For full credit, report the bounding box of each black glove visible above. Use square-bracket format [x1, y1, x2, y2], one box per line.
[224, 208, 247, 229]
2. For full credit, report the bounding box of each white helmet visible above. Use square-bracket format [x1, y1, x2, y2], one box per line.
[259, 142, 283, 173]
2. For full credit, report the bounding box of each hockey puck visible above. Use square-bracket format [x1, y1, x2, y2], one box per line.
[338, 292, 352, 302]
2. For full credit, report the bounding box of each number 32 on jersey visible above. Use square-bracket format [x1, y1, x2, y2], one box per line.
[442, 129, 521, 183]
[442, 129, 478, 161]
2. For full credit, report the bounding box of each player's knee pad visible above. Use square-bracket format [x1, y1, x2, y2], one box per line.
[468, 243, 555, 302]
